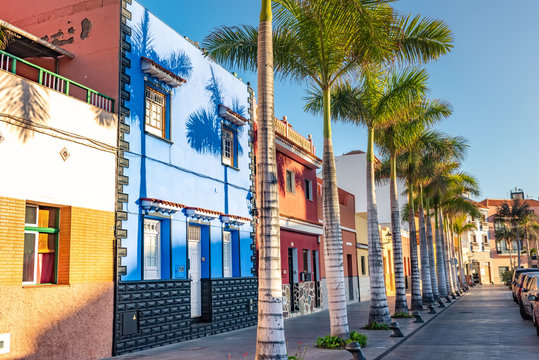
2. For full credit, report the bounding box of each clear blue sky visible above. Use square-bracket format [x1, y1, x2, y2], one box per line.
[137, 0, 539, 200]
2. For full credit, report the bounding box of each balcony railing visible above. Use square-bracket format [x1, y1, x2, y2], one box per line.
[0, 49, 114, 112]
[274, 117, 316, 156]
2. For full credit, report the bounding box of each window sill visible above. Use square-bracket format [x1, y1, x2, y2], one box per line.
[222, 162, 240, 171]
[145, 131, 173, 145]
[22, 283, 70, 289]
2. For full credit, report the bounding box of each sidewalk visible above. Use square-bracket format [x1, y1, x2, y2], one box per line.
[107, 291, 468, 360]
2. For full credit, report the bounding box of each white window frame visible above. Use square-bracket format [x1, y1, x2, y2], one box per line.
[143, 218, 161, 280]
[145, 87, 166, 138]
[223, 231, 232, 278]
[286, 170, 295, 193]
[222, 127, 234, 166]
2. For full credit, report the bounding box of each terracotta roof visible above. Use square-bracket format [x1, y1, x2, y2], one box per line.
[140, 56, 187, 84]
[140, 198, 251, 220]
[468, 199, 489, 209]
[343, 150, 366, 156]
[479, 198, 539, 208]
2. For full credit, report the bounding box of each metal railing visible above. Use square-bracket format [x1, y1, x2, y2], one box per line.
[274, 117, 316, 155]
[0, 49, 114, 112]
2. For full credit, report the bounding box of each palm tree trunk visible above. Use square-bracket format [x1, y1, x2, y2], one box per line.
[441, 214, 453, 295]
[408, 182, 423, 310]
[255, 2, 287, 358]
[322, 86, 349, 338]
[449, 227, 459, 291]
[425, 201, 439, 300]
[418, 184, 434, 304]
[434, 208, 448, 298]
[457, 235, 466, 288]
[516, 229, 522, 268]
[389, 155, 408, 314]
[525, 230, 531, 268]
[367, 126, 391, 324]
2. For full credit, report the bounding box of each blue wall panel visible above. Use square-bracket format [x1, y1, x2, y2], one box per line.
[121, 1, 254, 283]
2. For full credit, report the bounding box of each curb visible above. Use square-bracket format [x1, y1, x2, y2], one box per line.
[373, 289, 470, 360]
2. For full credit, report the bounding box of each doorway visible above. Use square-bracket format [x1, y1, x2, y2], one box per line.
[347, 254, 354, 300]
[188, 225, 201, 318]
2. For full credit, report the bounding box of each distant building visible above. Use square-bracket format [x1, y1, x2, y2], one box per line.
[461, 201, 492, 284]
[334, 150, 412, 299]
[479, 195, 539, 283]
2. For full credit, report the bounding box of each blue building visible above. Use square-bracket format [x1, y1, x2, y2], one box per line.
[114, 1, 257, 354]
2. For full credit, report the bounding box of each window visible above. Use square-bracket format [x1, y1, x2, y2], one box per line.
[360, 256, 366, 276]
[223, 231, 232, 278]
[23, 205, 58, 285]
[472, 234, 477, 243]
[482, 235, 488, 244]
[143, 219, 161, 280]
[145, 86, 167, 138]
[222, 127, 234, 166]
[305, 179, 313, 201]
[286, 170, 295, 193]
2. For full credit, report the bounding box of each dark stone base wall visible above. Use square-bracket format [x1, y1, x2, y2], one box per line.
[114, 277, 257, 355]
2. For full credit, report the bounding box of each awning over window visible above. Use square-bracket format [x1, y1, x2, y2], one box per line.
[141, 56, 186, 87]
[218, 104, 247, 126]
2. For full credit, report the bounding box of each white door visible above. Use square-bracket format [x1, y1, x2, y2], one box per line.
[143, 219, 161, 280]
[223, 231, 232, 278]
[188, 225, 201, 318]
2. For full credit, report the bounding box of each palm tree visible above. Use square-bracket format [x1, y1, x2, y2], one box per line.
[495, 199, 530, 268]
[254, 1, 287, 359]
[376, 98, 452, 313]
[205, 0, 454, 334]
[310, 67, 432, 323]
[495, 226, 516, 269]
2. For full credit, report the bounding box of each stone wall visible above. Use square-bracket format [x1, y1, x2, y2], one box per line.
[282, 281, 322, 318]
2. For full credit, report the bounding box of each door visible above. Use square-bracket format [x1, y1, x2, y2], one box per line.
[143, 219, 161, 280]
[188, 225, 201, 318]
[313, 250, 320, 308]
[223, 231, 232, 278]
[347, 254, 354, 300]
[288, 248, 296, 312]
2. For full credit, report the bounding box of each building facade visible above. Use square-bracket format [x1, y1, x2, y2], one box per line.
[461, 202, 492, 284]
[0, 12, 118, 359]
[480, 195, 539, 284]
[115, 1, 257, 354]
[334, 150, 411, 298]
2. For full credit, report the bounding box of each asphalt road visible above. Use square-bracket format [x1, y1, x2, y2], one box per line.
[382, 285, 539, 360]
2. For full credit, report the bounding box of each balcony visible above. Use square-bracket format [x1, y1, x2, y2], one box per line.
[0, 49, 114, 112]
[275, 116, 316, 156]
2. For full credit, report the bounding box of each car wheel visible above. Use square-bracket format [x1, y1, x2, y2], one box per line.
[520, 302, 531, 320]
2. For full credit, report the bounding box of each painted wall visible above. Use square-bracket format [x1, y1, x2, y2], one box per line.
[334, 152, 409, 231]
[0, 198, 115, 360]
[277, 151, 319, 222]
[2, 0, 121, 103]
[0, 71, 118, 212]
[280, 230, 320, 285]
[121, 1, 253, 281]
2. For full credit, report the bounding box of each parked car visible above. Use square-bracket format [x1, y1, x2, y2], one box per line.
[519, 274, 539, 319]
[529, 290, 539, 336]
[512, 268, 539, 302]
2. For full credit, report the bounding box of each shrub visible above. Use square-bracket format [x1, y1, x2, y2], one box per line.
[500, 269, 514, 287]
[392, 312, 414, 319]
[315, 335, 346, 349]
[315, 331, 368, 349]
[364, 321, 390, 330]
[346, 330, 368, 348]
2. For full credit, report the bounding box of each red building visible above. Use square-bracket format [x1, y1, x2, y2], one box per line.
[316, 178, 360, 304]
[255, 116, 360, 317]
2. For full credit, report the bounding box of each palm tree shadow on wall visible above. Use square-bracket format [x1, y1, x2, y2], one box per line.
[186, 68, 246, 157]
[0, 76, 49, 143]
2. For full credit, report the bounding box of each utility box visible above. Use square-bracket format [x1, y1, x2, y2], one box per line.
[122, 311, 139, 336]
[0, 333, 10, 355]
